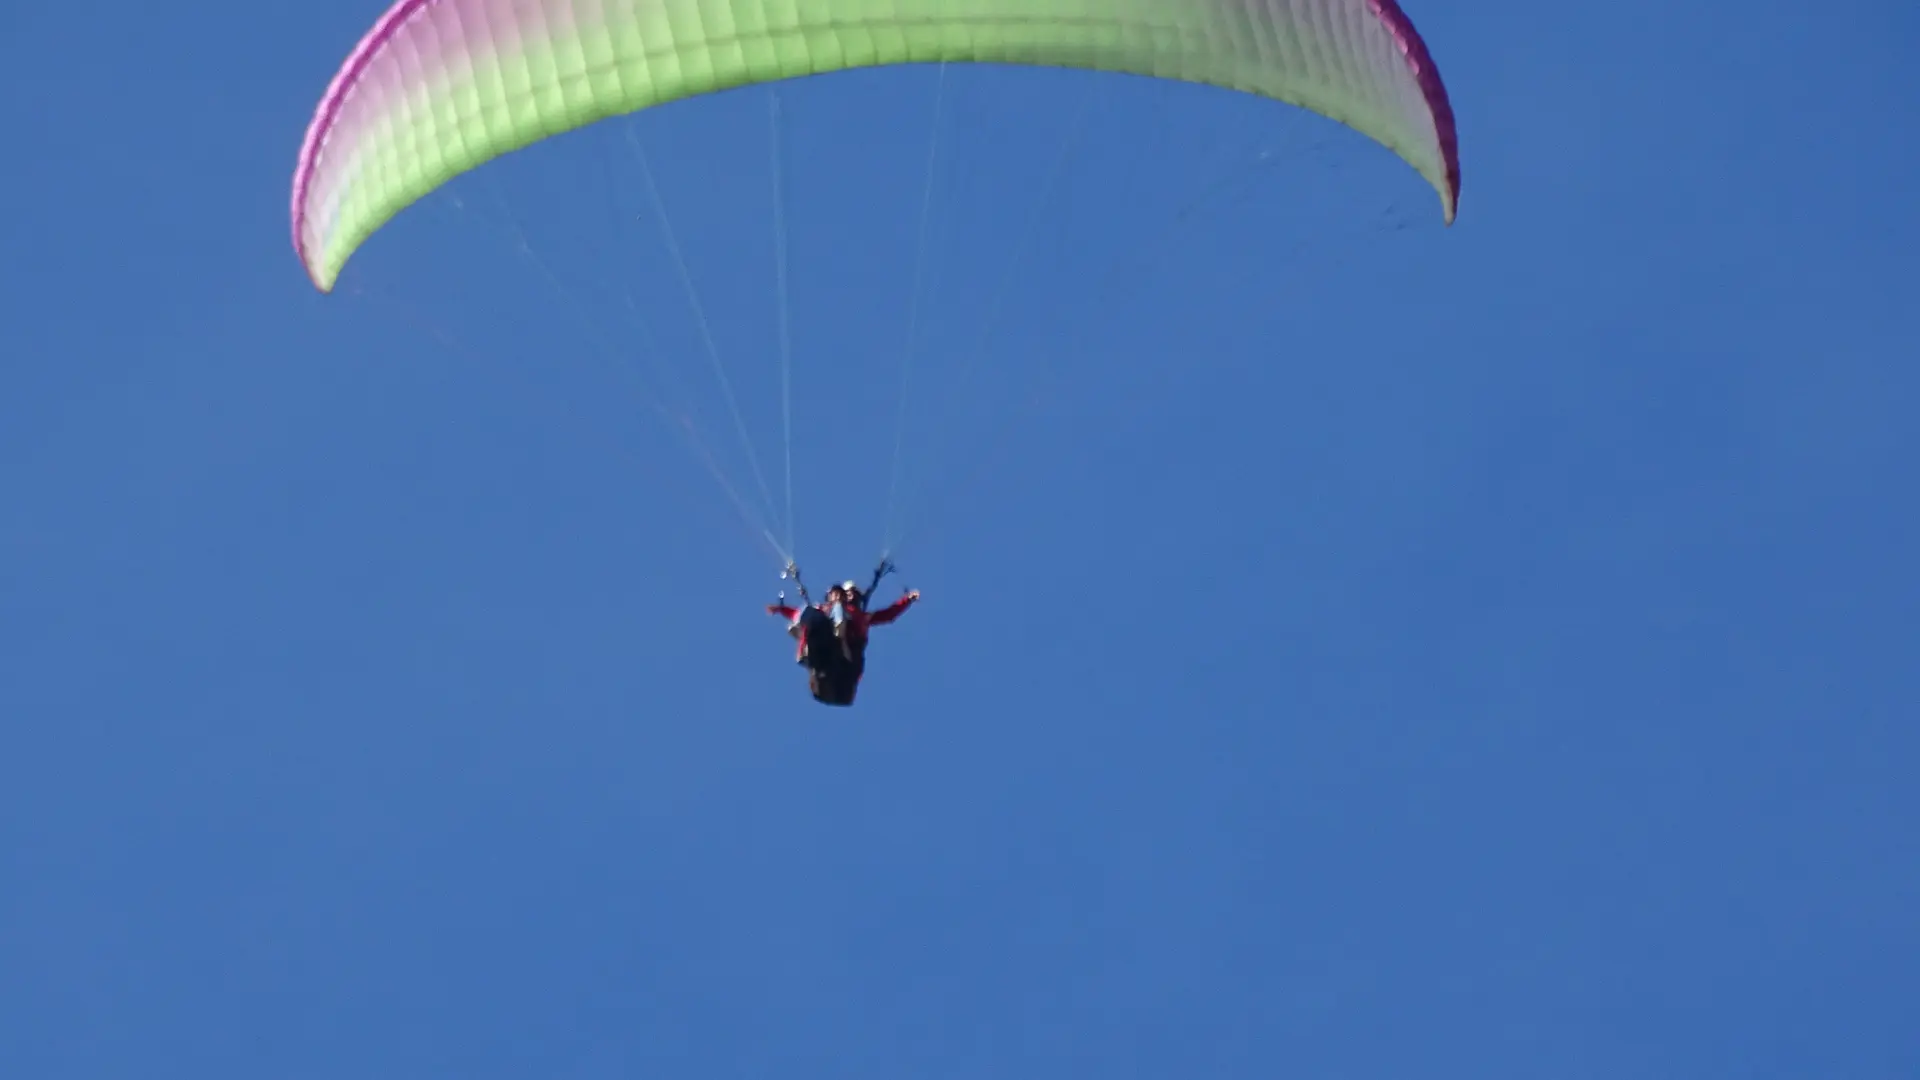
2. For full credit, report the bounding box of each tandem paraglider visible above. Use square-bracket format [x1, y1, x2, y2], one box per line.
[768, 562, 920, 707]
[290, 0, 1461, 707]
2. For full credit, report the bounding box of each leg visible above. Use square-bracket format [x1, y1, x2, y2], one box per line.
[795, 607, 834, 667]
[811, 665, 856, 706]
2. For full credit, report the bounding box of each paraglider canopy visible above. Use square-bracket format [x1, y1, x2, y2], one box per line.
[291, 0, 1460, 292]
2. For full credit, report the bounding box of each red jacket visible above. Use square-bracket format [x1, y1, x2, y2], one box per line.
[767, 595, 917, 662]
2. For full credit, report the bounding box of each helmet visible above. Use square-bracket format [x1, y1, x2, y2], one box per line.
[840, 580, 864, 605]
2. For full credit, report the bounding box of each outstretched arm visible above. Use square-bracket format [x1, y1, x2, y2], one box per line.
[866, 590, 921, 626]
[767, 603, 799, 621]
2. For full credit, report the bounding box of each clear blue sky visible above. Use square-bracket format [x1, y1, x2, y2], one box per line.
[3, 1, 1916, 1076]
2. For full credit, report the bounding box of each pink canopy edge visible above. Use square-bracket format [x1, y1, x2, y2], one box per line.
[1368, 0, 1461, 219]
[290, 0, 1462, 290]
[291, 0, 438, 291]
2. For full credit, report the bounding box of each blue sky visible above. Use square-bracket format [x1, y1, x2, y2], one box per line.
[3, 1, 1916, 1076]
